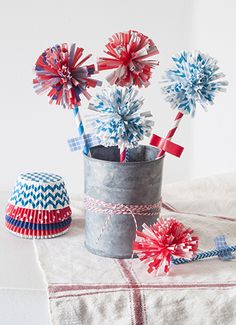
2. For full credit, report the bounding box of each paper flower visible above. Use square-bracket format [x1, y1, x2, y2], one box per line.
[33, 43, 102, 109]
[98, 30, 159, 88]
[162, 51, 228, 116]
[88, 86, 154, 149]
[133, 218, 199, 274]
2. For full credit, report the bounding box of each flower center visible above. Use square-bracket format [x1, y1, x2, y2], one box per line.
[120, 51, 132, 66]
[59, 63, 72, 83]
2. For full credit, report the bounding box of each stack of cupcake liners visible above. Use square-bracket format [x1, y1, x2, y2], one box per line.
[5, 172, 72, 238]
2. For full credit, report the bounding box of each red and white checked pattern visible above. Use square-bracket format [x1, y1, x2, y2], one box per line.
[84, 195, 162, 216]
[156, 111, 184, 158]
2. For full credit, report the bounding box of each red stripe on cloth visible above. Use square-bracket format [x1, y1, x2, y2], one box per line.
[49, 289, 130, 300]
[118, 260, 145, 325]
[49, 283, 134, 293]
[49, 282, 236, 293]
[162, 201, 236, 222]
[48, 282, 236, 300]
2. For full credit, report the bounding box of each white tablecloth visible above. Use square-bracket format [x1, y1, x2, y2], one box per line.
[0, 191, 50, 325]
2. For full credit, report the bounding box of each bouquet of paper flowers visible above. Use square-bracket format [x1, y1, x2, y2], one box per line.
[33, 30, 229, 274]
[33, 31, 227, 162]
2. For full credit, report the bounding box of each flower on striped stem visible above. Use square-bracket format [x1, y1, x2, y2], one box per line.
[33, 43, 102, 109]
[98, 30, 159, 88]
[88, 85, 154, 149]
[133, 218, 199, 274]
[162, 51, 228, 116]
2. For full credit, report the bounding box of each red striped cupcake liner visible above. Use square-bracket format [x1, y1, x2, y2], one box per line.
[6, 203, 72, 224]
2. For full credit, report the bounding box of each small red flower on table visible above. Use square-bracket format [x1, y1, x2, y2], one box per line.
[133, 218, 199, 274]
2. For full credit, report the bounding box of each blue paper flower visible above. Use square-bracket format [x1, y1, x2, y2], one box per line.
[88, 86, 154, 148]
[162, 51, 228, 116]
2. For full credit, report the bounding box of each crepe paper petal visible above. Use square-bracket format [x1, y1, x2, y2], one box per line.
[33, 43, 102, 109]
[88, 85, 154, 149]
[133, 218, 199, 274]
[98, 30, 159, 88]
[162, 51, 228, 117]
[214, 235, 234, 261]
[67, 133, 101, 152]
[150, 133, 184, 158]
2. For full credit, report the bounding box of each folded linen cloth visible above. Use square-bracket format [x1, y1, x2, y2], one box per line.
[34, 173, 236, 325]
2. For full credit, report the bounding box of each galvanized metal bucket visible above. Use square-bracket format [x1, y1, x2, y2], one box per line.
[84, 145, 164, 258]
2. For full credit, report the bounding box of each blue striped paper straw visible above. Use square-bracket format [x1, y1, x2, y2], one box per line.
[126, 148, 130, 162]
[73, 107, 90, 156]
[172, 245, 236, 265]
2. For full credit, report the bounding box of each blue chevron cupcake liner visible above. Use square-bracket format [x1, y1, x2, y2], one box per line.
[9, 172, 70, 210]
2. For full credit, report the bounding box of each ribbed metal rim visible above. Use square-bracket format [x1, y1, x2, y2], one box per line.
[83, 145, 165, 166]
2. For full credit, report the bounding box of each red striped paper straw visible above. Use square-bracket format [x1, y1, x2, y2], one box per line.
[156, 111, 184, 158]
[120, 144, 126, 163]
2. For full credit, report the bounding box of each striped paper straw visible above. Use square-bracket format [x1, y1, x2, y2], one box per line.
[156, 111, 184, 158]
[73, 107, 90, 156]
[172, 245, 236, 265]
[126, 148, 130, 162]
[120, 144, 126, 163]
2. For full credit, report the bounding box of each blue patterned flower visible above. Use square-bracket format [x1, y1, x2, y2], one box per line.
[88, 86, 154, 148]
[162, 51, 228, 116]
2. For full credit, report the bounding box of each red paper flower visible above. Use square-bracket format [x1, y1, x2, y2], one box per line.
[98, 30, 159, 88]
[133, 218, 199, 274]
[33, 43, 102, 109]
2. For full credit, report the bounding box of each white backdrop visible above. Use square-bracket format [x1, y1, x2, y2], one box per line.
[0, 0, 235, 195]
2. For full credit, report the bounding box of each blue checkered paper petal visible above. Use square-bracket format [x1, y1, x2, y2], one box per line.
[88, 86, 154, 149]
[68, 133, 101, 152]
[162, 51, 228, 116]
[214, 235, 234, 261]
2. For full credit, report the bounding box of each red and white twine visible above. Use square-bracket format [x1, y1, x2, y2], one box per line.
[84, 195, 162, 216]
[84, 195, 162, 245]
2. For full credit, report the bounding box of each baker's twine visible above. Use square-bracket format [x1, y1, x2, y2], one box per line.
[84, 195, 162, 216]
[84, 195, 162, 245]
